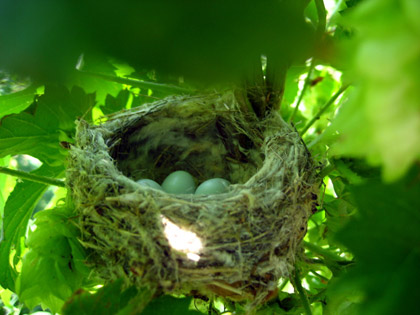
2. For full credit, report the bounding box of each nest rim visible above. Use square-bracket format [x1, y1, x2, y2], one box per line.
[66, 90, 320, 310]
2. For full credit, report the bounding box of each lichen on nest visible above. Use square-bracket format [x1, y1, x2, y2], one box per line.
[66, 90, 320, 312]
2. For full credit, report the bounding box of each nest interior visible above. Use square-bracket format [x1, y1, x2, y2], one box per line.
[66, 91, 319, 309]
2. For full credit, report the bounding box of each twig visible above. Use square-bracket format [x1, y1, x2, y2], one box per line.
[300, 84, 350, 136]
[291, 268, 312, 315]
[0, 166, 66, 187]
[289, 59, 316, 123]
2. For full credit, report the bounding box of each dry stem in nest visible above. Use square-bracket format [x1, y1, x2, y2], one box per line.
[66, 90, 319, 312]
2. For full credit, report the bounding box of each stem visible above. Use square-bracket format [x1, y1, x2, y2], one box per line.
[315, 0, 327, 35]
[319, 164, 335, 179]
[289, 0, 325, 123]
[278, 278, 290, 291]
[303, 241, 347, 262]
[305, 258, 327, 266]
[291, 269, 312, 315]
[78, 71, 193, 94]
[310, 270, 329, 282]
[0, 167, 66, 187]
[300, 84, 350, 136]
[289, 59, 316, 123]
[245, 55, 268, 118]
[326, 0, 345, 28]
[265, 57, 289, 112]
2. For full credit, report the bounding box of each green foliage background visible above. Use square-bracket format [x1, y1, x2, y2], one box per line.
[1, 0, 419, 314]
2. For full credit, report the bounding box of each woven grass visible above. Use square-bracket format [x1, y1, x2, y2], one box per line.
[66, 90, 319, 312]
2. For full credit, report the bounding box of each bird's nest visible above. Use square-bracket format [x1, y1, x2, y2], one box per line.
[66, 90, 319, 312]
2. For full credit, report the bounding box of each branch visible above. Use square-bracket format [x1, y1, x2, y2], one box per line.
[289, 0, 326, 124]
[0, 167, 66, 187]
[289, 59, 316, 123]
[300, 84, 350, 136]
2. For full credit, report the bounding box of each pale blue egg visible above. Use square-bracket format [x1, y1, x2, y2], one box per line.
[161, 170, 196, 194]
[136, 179, 163, 191]
[195, 178, 230, 195]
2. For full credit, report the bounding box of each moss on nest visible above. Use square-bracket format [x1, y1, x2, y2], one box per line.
[66, 90, 319, 313]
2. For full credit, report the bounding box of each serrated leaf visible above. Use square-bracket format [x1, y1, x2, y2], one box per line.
[0, 156, 11, 214]
[324, 198, 354, 235]
[17, 253, 72, 313]
[0, 113, 58, 162]
[0, 165, 63, 291]
[67, 54, 123, 106]
[27, 232, 71, 265]
[0, 85, 39, 119]
[101, 89, 131, 115]
[35, 85, 95, 132]
[17, 206, 90, 313]
[0, 85, 95, 165]
[303, 69, 341, 134]
[332, 158, 381, 184]
[141, 295, 202, 315]
[282, 64, 307, 107]
[62, 280, 141, 315]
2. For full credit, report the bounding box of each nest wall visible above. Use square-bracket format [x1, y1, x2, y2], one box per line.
[66, 91, 319, 310]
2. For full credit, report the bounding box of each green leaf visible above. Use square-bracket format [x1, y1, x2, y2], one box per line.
[0, 287, 13, 309]
[256, 293, 304, 315]
[62, 280, 142, 315]
[345, 0, 364, 9]
[0, 1, 315, 84]
[0, 156, 11, 214]
[281, 64, 307, 113]
[331, 158, 381, 184]
[323, 282, 363, 315]
[35, 85, 95, 132]
[0, 164, 63, 291]
[0, 85, 39, 119]
[334, 166, 420, 314]
[0, 113, 59, 163]
[324, 198, 354, 236]
[16, 206, 90, 313]
[17, 252, 72, 313]
[0, 85, 95, 165]
[327, 0, 420, 181]
[101, 89, 131, 116]
[67, 54, 123, 106]
[301, 68, 341, 134]
[141, 295, 202, 315]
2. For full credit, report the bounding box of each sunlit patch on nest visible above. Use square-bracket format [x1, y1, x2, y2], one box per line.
[161, 216, 203, 262]
[66, 90, 320, 313]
